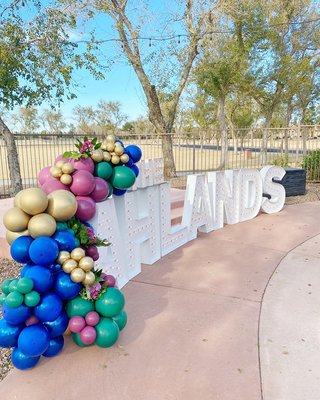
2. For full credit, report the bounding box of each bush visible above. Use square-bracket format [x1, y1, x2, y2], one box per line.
[302, 150, 320, 181]
[272, 155, 289, 167]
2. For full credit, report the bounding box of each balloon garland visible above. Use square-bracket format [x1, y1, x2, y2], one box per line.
[0, 135, 142, 370]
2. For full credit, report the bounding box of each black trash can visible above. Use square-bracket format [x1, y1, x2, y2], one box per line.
[277, 168, 306, 197]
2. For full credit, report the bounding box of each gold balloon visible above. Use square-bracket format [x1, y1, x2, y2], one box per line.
[6, 229, 29, 245]
[78, 256, 94, 272]
[71, 268, 85, 283]
[19, 188, 48, 216]
[71, 247, 86, 262]
[103, 151, 111, 162]
[50, 166, 63, 178]
[57, 250, 71, 265]
[60, 174, 72, 185]
[28, 213, 57, 238]
[111, 155, 120, 165]
[101, 140, 108, 151]
[55, 160, 65, 169]
[61, 162, 74, 174]
[13, 190, 24, 208]
[91, 149, 104, 162]
[62, 259, 78, 273]
[46, 190, 77, 222]
[83, 271, 96, 285]
[106, 143, 115, 152]
[114, 146, 124, 156]
[3, 207, 31, 232]
[106, 134, 116, 143]
[120, 154, 129, 163]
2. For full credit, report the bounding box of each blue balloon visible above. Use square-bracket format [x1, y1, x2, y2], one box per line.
[49, 263, 62, 274]
[42, 335, 64, 357]
[52, 230, 76, 252]
[18, 324, 50, 357]
[115, 139, 124, 146]
[43, 310, 69, 338]
[125, 158, 134, 168]
[24, 265, 53, 293]
[20, 263, 34, 278]
[0, 318, 23, 348]
[2, 303, 32, 325]
[11, 347, 41, 370]
[34, 292, 63, 322]
[29, 236, 59, 266]
[53, 271, 82, 300]
[126, 145, 142, 163]
[113, 188, 127, 196]
[131, 164, 140, 177]
[56, 222, 68, 231]
[10, 236, 33, 264]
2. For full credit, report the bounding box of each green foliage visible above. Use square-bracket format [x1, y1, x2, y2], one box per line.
[67, 216, 110, 247]
[302, 150, 320, 181]
[272, 155, 289, 167]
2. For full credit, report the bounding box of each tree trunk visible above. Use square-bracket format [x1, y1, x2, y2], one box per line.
[161, 133, 176, 178]
[217, 95, 228, 170]
[0, 117, 23, 196]
[261, 112, 273, 166]
[284, 100, 293, 156]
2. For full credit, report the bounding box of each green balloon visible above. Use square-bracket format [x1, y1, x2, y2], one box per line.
[66, 296, 95, 318]
[24, 290, 40, 307]
[95, 317, 119, 348]
[17, 277, 34, 294]
[72, 333, 93, 347]
[95, 288, 125, 318]
[107, 182, 113, 198]
[56, 222, 68, 231]
[0, 293, 6, 305]
[112, 310, 127, 331]
[110, 166, 136, 189]
[94, 161, 113, 180]
[5, 291, 24, 308]
[8, 279, 19, 293]
[1, 279, 12, 294]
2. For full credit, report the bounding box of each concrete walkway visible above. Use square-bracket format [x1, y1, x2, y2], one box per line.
[1, 202, 320, 399]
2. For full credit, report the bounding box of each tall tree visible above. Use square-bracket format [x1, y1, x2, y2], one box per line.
[41, 109, 66, 135]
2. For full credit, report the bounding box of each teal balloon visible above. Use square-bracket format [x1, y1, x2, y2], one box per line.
[107, 182, 113, 197]
[95, 288, 125, 318]
[112, 310, 127, 331]
[94, 162, 113, 180]
[95, 317, 119, 348]
[66, 296, 95, 318]
[8, 279, 19, 293]
[110, 166, 136, 189]
[5, 291, 24, 308]
[24, 291, 40, 307]
[72, 332, 93, 347]
[56, 222, 68, 231]
[0, 293, 6, 305]
[1, 279, 12, 294]
[74, 238, 80, 247]
[17, 277, 34, 294]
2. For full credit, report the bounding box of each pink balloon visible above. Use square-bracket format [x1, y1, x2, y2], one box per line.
[38, 166, 52, 185]
[42, 178, 70, 194]
[85, 311, 100, 327]
[75, 196, 96, 221]
[80, 325, 96, 345]
[104, 275, 116, 287]
[70, 170, 95, 196]
[92, 252, 99, 261]
[90, 177, 110, 202]
[55, 154, 72, 164]
[69, 316, 86, 333]
[72, 157, 94, 174]
[25, 316, 40, 326]
[85, 245, 98, 258]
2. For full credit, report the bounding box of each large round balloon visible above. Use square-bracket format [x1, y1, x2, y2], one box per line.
[66, 296, 95, 318]
[72, 157, 94, 174]
[42, 335, 64, 357]
[0, 319, 23, 348]
[34, 292, 63, 322]
[95, 288, 125, 318]
[18, 324, 50, 357]
[43, 311, 69, 338]
[42, 178, 71, 195]
[90, 177, 110, 202]
[113, 310, 127, 331]
[29, 236, 59, 265]
[3, 207, 30, 232]
[53, 271, 82, 300]
[46, 190, 78, 222]
[2, 303, 32, 325]
[38, 166, 52, 186]
[126, 145, 142, 163]
[95, 317, 119, 348]
[28, 213, 57, 238]
[110, 166, 136, 190]
[70, 170, 95, 196]
[52, 230, 76, 252]
[94, 161, 113, 180]
[10, 235, 33, 264]
[11, 347, 41, 370]
[20, 263, 33, 278]
[75, 196, 96, 222]
[6, 229, 29, 245]
[19, 188, 48, 215]
[24, 266, 54, 293]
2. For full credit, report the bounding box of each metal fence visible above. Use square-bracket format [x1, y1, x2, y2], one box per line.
[1, 125, 320, 197]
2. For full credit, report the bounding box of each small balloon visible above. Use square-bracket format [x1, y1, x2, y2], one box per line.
[75, 196, 96, 222]
[62, 162, 74, 174]
[68, 316, 86, 333]
[5, 291, 24, 308]
[83, 271, 95, 286]
[70, 247, 86, 262]
[25, 315, 40, 326]
[24, 291, 41, 307]
[70, 267, 85, 283]
[85, 311, 100, 327]
[17, 277, 34, 294]
[11, 347, 41, 370]
[126, 144, 142, 163]
[62, 259, 78, 273]
[80, 326, 96, 345]
[78, 256, 94, 272]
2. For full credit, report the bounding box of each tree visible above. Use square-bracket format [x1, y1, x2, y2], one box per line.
[13, 107, 40, 134]
[95, 100, 128, 134]
[41, 109, 66, 135]
[0, 0, 102, 195]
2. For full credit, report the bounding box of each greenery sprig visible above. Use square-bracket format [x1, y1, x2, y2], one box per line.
[63, 136, 101, 160]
